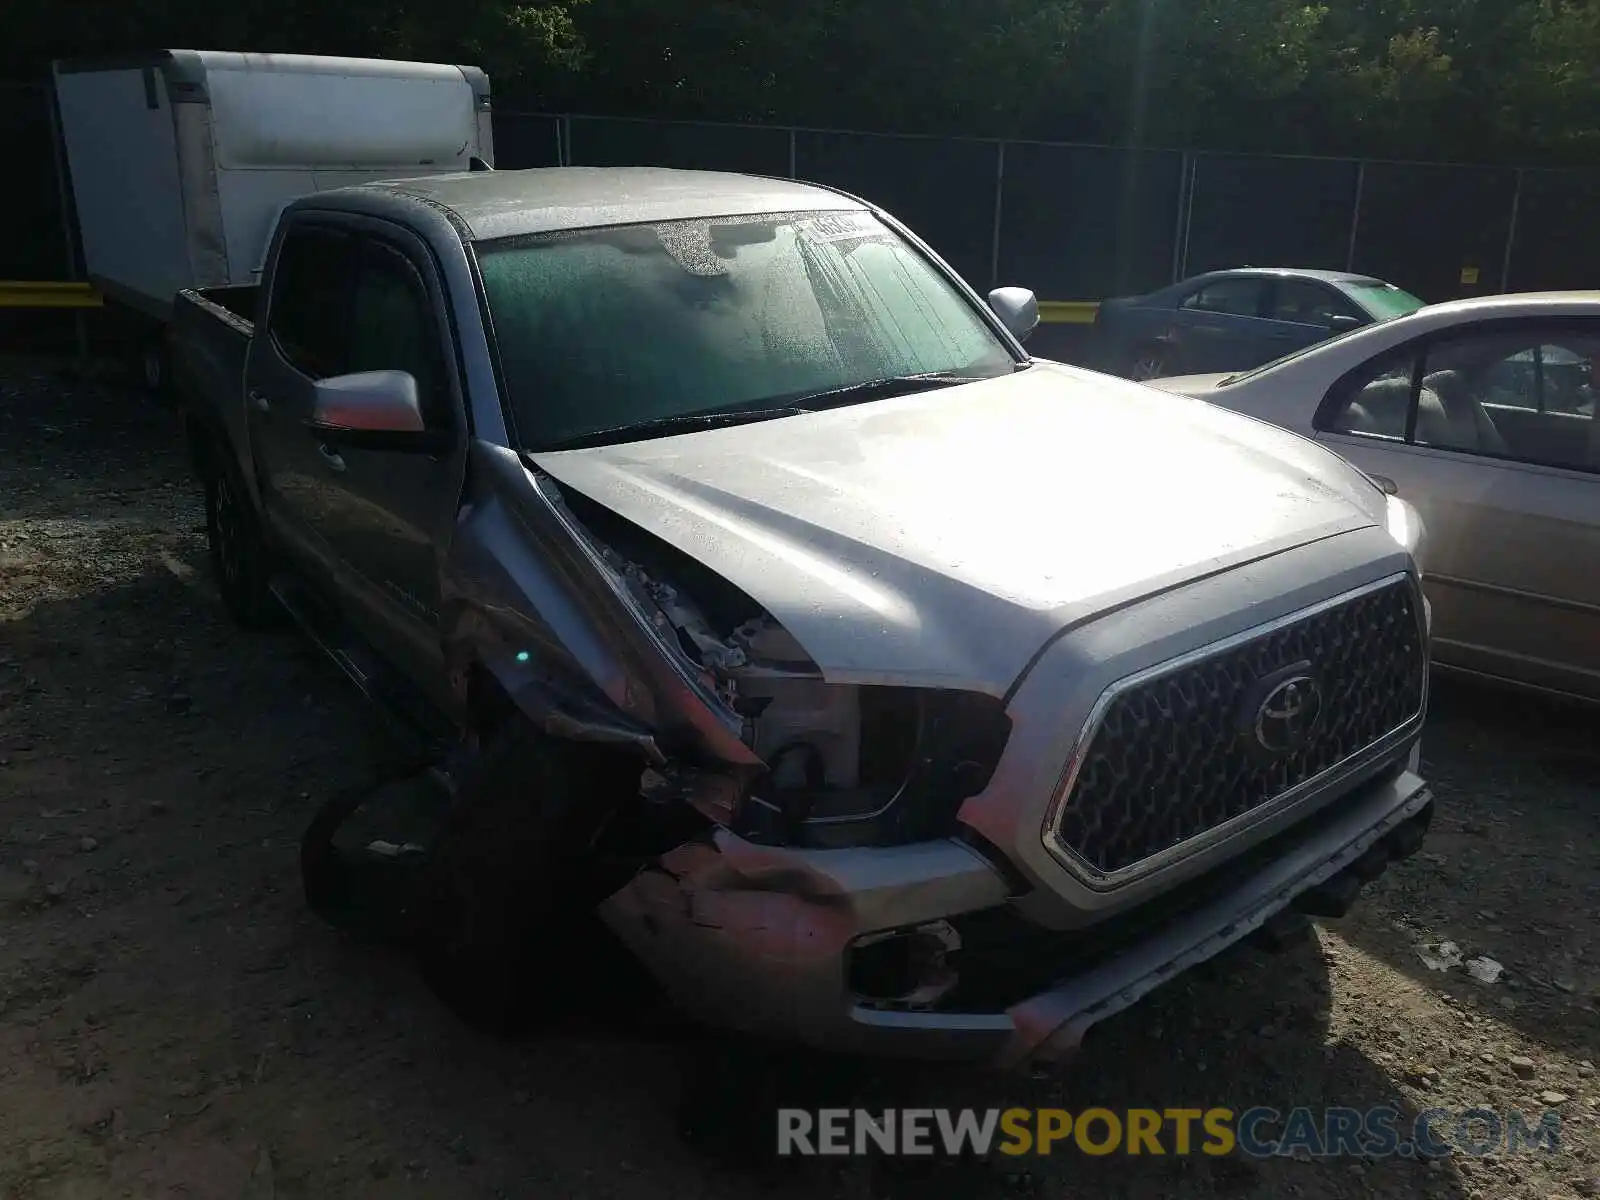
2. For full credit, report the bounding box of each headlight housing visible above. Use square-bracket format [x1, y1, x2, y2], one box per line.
[732, 685, 1012, 850]
[1385, 493, 1427, 574]
[561, 494, 1014, 851]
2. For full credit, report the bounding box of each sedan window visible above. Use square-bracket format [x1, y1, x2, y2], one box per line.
[1180, 278, 1269, 318]
[1271, 280, 1363, 327]
[1320, 321, 1600, 472]
[1513, 345, 1596, 416]
[1324, 351, 1417, 441]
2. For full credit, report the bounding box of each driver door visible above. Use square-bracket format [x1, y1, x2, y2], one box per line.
[300, 223, 471, 705]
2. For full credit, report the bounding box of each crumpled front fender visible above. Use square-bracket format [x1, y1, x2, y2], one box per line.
[439, 440, 760, 769]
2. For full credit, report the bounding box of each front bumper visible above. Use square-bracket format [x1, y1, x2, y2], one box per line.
[597, 766, 1432, 1067]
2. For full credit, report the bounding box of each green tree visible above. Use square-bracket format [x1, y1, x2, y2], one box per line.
[2, 0, 587, 89]
[10, 0, 1600, 167]
[1509, 0, 1600, 160]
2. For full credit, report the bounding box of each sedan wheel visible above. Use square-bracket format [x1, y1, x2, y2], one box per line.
[1128, 345, 1171, 380]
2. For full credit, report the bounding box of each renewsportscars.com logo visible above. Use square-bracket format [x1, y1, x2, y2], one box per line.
[777, 1106, 1565, 1159]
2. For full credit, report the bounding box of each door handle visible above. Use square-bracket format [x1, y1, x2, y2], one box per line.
[248, 389, 271, 413]
[316, 442, 346, 472]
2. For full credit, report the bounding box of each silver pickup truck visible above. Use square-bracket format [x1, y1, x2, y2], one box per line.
[171, 166, 1435, 1068]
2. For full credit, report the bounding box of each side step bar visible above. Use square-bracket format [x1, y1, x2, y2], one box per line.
[268, 573, 455, 754]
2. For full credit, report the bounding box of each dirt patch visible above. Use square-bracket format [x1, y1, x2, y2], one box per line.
[2, 358, 1596, 1199]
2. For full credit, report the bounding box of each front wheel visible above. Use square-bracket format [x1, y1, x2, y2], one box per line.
[1126, 342, 1174, 381]
[205, 459, 280, 628]
[414, 725, 641, 1037]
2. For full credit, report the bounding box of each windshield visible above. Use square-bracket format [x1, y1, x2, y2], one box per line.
[1339, 279, 1426, 321]
[475, 210, 1017, 449]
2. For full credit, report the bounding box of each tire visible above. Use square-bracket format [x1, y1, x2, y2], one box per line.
[1126, 342, 1173, 381]
[139, 338, 172, 402]
[414, 724, 641, 1037]
[205, 456, 280, 628]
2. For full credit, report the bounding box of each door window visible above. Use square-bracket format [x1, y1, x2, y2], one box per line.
[267, 225, 353, 380]
[347, 243, 452, 431]
[1179, 278, 1268, 318]
[1270, 280, 1361, 327]
[1319, 321, 1600, 471]
[1323, 350, 1417, 441]
[1528, 345, 1594, 416]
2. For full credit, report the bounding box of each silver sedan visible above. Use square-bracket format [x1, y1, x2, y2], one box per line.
[1149, 291, 1600, 702]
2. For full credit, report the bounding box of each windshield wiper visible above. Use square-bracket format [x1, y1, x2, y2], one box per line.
[535, 406, 806, 452]
[783, 371, 984, 410]
[533, 370, 996, 451]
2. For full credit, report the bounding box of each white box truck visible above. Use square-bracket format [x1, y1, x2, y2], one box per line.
[52, 50, 493, 391]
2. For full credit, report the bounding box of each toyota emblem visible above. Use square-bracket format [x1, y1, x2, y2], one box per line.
[1253, 674, 1323, 755]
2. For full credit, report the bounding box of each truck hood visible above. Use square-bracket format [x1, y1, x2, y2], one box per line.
[531, 361, 1388, 694]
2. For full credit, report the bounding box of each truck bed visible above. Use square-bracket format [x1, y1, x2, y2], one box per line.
[170, 285, 260, 495]
[196, 283, 261, 326]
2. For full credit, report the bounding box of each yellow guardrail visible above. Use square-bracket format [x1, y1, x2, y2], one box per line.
[0, 280, 1096, 321]
[1038, 300, 1100, 325]
[0, 281, 103, 309]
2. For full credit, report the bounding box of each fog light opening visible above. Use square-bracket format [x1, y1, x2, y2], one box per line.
[848, 921, 961, 1009]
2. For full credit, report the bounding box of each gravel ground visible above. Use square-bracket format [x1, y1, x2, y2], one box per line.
[1, 358, 1596, 1200]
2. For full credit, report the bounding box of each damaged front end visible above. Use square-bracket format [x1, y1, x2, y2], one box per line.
[421, 444, 1026, 1036]
[545, 474, 1015, 851]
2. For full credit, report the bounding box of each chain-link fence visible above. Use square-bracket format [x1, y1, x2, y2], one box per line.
[1, 83, 73, 281]
[9, 84, 1600, 305]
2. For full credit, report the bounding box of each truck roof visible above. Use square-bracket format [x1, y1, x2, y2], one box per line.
[361, 167, 869, 242]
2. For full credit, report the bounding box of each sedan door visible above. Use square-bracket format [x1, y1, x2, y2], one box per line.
[1167, 276, 1275, 373]
[1312, 317, 1600, 700]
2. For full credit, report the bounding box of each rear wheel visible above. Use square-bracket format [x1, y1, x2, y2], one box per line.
[138, 337, 172, 402]
[1126, 342, 1173, 381]
[205, 456, 280, 628]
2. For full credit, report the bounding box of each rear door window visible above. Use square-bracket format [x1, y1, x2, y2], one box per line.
[1322, 349, 1419, 441]
[267, 225, 354, 380]
[1180, 277, 1269, 318]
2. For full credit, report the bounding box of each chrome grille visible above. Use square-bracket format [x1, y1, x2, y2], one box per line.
[1050, 576, 1426, 878]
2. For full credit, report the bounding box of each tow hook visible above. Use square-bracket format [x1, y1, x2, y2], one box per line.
[1292, 803, 1433, 921]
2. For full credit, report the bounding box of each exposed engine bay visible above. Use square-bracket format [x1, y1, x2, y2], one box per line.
[557, 485, 1012, 850]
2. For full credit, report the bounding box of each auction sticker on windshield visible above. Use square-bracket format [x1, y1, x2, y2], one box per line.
[799, 212, 883, 243]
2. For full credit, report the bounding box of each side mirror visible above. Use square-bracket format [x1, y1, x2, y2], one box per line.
[311, 370, 423, 432]
[308, 370, 449, 452]
[1327, 313, 1363, 333]
[988, 286, 1040, 342]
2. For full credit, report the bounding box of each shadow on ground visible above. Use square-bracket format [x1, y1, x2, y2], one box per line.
[1326, 676, 1600, 1063]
